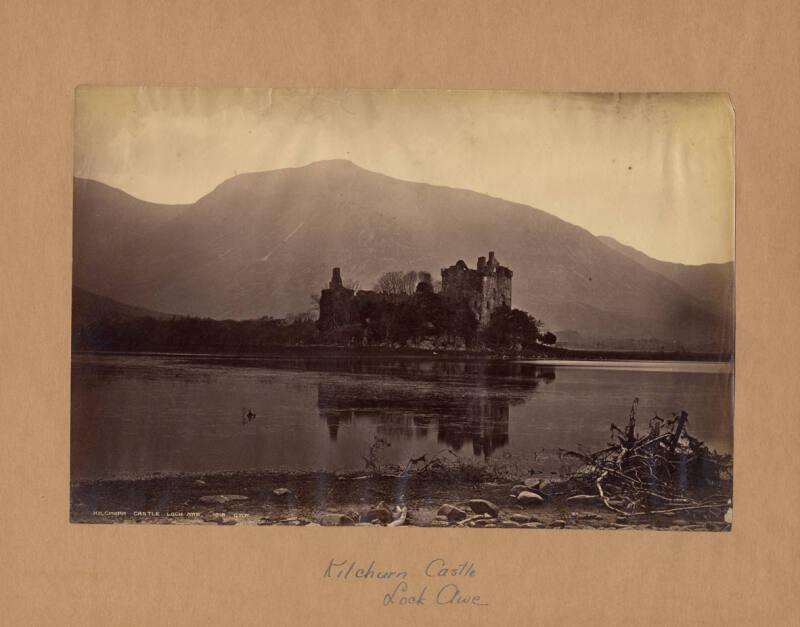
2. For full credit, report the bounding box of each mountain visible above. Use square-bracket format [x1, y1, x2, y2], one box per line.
[598, 236, 734, 313]
[73, 160, 733, 352]
[72, 286, 171, 328]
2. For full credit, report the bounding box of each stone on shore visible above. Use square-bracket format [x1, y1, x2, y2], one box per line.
[202, 512, 237, 525]
[437, 504, 468, 522]
[467, 499, 500, 517]
[272, 487, 293, 498]
[533, 478, 556, 493]
[516, 491, 545, 506]
[572, 512, 601, 520]
[567, 494, 602, 505]
[472, 518, 496, 527]
[199, 494, 248, 505]
[509, 514, 531, 523]
[500, 520, 521, 528]
[319, 513, 355, 526]
[360, 505, 393, 524]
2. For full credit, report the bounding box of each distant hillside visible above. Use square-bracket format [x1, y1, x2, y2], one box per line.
[72, 286, 171, 327]
[73, 160, 733, 352]
[598, 235, 734, 311]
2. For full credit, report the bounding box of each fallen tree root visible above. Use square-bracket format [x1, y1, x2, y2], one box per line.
[561, 398, 732, 523]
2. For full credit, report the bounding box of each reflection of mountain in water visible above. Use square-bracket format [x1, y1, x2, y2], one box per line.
[317, 360, 555, 459]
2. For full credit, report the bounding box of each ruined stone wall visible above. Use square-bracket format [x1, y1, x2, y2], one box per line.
[441, 260, 484, 319]
[479, 270, 512, 324]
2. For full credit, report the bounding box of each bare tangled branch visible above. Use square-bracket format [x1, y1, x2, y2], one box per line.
[560, 398, 732, 521]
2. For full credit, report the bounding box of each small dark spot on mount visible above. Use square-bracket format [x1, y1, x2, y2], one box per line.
[627, 166, 632, 170]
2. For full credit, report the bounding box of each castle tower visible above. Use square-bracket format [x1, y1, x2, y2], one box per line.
[318, 268, 355, 331]
[441, 251, 513, 328]
[330, 267, 343, 289]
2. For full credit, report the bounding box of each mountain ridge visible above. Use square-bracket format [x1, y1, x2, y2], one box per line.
[72, 286, 172, 326]
[597, 235, 733, 311]
[73, 160, 733, 351]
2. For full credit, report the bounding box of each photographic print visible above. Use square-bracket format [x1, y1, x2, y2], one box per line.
[70, 88, 734, 530]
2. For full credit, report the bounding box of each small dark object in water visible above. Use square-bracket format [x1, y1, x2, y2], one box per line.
[241, 407, 257, 423]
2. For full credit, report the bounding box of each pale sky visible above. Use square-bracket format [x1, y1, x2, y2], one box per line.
[74, 88, 734, 264]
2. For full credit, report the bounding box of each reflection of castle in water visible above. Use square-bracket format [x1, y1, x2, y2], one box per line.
[436, 395, 510, 458]
[316, 360, 555, 460]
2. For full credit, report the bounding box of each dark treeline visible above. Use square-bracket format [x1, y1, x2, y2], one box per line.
[71, 311, 726, 361]
[72, 294, 556, 354]
[72, 314, 320, 354]
[321, 287, 553, 350]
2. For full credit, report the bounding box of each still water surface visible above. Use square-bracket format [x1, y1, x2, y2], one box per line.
[71, 353, 733, 480]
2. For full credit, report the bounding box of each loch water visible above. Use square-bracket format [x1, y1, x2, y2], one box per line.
[70, 352, 733, 480]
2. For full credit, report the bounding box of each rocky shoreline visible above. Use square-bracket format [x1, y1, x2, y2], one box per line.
[70, 470, 731, 531]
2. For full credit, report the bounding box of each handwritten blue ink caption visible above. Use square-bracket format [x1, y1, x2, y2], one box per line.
[323, 558, 488, 607]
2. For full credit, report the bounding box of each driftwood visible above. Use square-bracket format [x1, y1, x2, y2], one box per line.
[561, 398, 732, 522]
[388, 506, 408, 527]
[456, 513, 491, 527]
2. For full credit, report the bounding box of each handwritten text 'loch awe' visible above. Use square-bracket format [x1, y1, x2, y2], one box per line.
[323, 558, 488, 607]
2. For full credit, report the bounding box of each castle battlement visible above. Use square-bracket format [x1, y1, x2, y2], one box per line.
[441, 251, 513, 327]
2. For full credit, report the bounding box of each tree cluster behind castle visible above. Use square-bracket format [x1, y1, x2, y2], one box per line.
[318, 252, 545, 350]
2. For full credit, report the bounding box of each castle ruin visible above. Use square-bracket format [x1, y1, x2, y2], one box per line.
[441, 251, 513, 328]
[318, 251, 512, 332]
[318, 267, 355, 331]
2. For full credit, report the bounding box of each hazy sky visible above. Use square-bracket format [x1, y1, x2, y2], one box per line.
[75, 88, 734, 264]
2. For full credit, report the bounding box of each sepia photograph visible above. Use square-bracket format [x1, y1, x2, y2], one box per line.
[70, 88, 734, 530]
